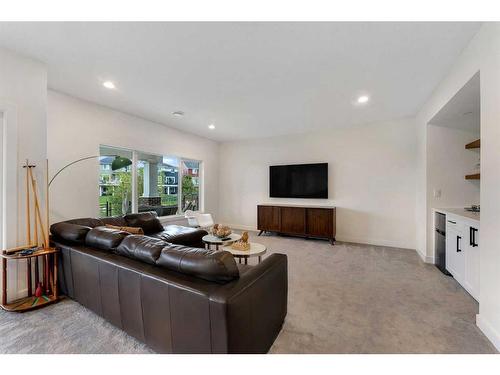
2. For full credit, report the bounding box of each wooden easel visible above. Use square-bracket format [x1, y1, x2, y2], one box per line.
[1, 160, 59, 312]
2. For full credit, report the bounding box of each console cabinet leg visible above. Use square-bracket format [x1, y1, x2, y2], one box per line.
[258, 230, 264, 236]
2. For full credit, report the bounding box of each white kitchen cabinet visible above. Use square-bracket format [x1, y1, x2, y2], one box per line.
[446, 215, 465, 285]
[464, 221, 480, 300]
[442, 212, 480, 301]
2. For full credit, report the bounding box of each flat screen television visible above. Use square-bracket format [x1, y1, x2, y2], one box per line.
[269, 163, 328, 199]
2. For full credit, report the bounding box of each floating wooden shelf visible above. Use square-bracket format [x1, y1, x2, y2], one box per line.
[465, 139, 480, 149]
[465, 173, 480, 180]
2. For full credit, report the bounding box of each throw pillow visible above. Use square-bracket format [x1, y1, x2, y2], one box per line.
[105, 224, 145, 235]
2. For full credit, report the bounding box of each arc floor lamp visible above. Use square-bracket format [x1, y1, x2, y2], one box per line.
[49, 155, 132, 187]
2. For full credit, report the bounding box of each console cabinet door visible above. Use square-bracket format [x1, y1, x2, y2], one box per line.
[257, 206, 280, 231]
[280, 207, 306, 235]
[306, 208, 332, 238]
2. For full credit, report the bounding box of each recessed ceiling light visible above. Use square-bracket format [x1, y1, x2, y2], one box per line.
[357, 95, 370, 104]
[208, 124, 215, 130]
[102, 81, 116, 90]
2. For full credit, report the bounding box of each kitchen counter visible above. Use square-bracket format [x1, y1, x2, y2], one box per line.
[434, 207, 480, 222]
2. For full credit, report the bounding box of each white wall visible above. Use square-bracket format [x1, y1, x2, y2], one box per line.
[0, 47, 47, 300]
[415, 23, 500, 349]
[426, 125, 480, 259]
[218, 117, 416, 250]
[416, 26, 487, 260]
[47, 90, 219, 223]
[477, 24, 500, 350]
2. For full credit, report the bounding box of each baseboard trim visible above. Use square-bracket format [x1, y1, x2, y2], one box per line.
[416, 248, 435, 264]
[7, 288, 28, 302]
[220, 223, 258, 232]
[476, 314, 500, 350]
[336, 235, 414, 251]
[221, 223, 416, 251]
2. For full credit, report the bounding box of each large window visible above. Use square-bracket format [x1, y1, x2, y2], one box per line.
[99, 146, 133, 217]
[99, 145, 202, 218]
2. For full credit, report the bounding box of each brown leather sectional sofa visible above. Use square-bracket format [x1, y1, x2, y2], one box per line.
[50, 212, 288, 353]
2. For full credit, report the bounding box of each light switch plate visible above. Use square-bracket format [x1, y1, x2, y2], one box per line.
[433, 189, 442, 199]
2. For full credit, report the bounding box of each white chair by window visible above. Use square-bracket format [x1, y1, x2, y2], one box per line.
[184, 210, 214, 230]
[185, 210, 198, 227]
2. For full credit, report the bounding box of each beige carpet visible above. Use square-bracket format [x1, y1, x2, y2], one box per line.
[0, 233, 496, 354]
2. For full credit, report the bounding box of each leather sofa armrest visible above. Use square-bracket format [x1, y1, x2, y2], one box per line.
[208, 253, 288, 353]
[209, 253, 287, 303]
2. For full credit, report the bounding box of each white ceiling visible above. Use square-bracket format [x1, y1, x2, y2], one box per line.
[429, 72, 480, 133]
[0, 22, 481, 142]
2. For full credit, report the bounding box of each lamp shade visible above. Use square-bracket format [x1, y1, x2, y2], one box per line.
[111, 156, 132, 171]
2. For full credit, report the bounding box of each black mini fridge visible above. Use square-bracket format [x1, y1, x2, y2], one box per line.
[435, 212, 451, 275]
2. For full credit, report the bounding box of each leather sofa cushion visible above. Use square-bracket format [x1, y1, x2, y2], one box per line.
[157, 244, 239, 283]
[67, 218, 104, 228]
[101, 216, 128, 227]
[151, 225, 207, 247]
[124, 212, 164, 234]
[50, 222, 92, 244]
[116, 235, 165, 265]
[85, 226, 130, 251]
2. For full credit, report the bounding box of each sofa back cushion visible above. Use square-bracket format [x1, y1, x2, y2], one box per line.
[85, 226, 130, 251]
[157, 244, 239, 283]
[153, 225, 207, 247]
[101, 216, 128, 227]
[50, 222, 92, 244]
[66, 218, 104, 228]
[116, 235, 165, 265]
[124, 211, 164, 234]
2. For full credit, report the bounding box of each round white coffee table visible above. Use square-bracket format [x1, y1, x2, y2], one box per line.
[202, 233, 241, 250]
[222, 242, 267, 264]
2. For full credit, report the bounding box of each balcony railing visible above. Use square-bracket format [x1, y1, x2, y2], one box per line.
[99, 193, 199, 218]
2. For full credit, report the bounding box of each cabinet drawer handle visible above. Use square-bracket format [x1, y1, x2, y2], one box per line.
[456, 236, 462, 252]
[471, 227, 478, 247]
[447, 220, 456, 224]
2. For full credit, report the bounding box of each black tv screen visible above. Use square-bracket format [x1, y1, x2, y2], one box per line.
[270, 163, 328, 199]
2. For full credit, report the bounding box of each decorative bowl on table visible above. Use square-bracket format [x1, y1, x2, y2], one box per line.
[211, 224, 232, 238]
